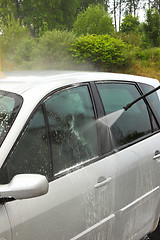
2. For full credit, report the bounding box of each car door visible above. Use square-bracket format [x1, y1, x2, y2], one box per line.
[1, 84, 115, 240]
[96, 81, 160, 240]
[0, 204, 12, 240]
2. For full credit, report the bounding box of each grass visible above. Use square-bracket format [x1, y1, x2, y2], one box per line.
[124, 61, 160, 81]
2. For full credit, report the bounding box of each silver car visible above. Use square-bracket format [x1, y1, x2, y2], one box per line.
[0, 70, 160, 240]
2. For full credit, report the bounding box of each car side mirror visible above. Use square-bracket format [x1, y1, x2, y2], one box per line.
[0, 174, 49, 200]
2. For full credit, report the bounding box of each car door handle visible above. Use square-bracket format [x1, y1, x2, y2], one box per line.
[94, 176, 112, 188]
[153, 150, 160, 162]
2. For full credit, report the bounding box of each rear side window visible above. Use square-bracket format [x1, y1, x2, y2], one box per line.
[139, 83, 160, 126]
[45, 85, 98, 176]
[97, 83, 152, 148]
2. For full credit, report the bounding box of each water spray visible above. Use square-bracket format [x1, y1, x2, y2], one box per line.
[0, 57, 6, 79]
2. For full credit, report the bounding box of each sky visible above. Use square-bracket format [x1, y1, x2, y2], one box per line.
[138, 9, 146, 22]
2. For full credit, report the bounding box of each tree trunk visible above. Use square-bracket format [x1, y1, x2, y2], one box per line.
[113, 0, 117, 31]
[119, 0, 122, 30]
[14, 0, 21, 19]
[103, 0, 109, 12]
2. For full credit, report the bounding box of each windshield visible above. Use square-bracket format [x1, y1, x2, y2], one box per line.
[0, 91, 23, 146]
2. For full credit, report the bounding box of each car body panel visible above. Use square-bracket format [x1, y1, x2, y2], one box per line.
[2, 70, 160, 95]
[5, 156, 115, 240]
[112, 133, 160, 240]
[0, 205, 12, 240]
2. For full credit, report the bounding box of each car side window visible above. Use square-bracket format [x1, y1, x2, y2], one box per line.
[44, 85, 98, 176]
[0, 105, 51, 184]
[97, 83, 152, 148]
[139, 83, 160, 126]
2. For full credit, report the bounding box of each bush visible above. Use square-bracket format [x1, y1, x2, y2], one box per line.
[135, 48, 152, 60]
[135, 47, 160, 71]
[113, 32, 143, 48]
[32, 29, 76, 69]
[73, 4, 114, 36]
[0, 15, 34, 70]
[135, 48, 160, 61]
[70, 34, 129, 71]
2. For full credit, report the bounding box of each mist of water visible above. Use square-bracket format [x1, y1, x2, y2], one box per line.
[98, 109, 125, 128]
[96, 109, 125, 153]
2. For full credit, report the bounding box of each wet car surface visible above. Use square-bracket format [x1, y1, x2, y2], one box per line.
[0, 70, 160, 240]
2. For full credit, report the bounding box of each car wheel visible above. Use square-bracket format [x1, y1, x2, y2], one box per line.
[148, 222, 160, 240]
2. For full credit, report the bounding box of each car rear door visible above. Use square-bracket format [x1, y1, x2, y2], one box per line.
[1, 84, 115, 240]
[96, 81, 160, 240]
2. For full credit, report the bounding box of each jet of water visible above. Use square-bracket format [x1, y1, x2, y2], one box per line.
[98, 109, 124, 128]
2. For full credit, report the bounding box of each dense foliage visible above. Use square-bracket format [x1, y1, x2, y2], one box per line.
[1, 0, 160, 34]
[0, 1, 160, 80]
[0, 0, 106, 35]
[143, 8, 160, 47]
[70, 34, 129, 70]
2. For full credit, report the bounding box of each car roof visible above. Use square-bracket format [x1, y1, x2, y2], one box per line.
[1, 70, 159, 98]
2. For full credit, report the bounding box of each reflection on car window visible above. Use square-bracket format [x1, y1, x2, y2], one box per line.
[97, 83, 152, 148]
[45, 86, 98, 176]
[0, 106, 51, 184]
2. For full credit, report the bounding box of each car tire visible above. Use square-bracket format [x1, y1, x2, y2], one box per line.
[148, 221, 160, 239]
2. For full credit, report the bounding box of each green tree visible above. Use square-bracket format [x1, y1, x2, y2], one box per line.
[148, 0, 160, 14]
[20, 0, 81, 35]
[20, 0, 64, 35]
[143, 8, 160, 46]
[79, 0, 107, 11]
[0, 0, 80, 35]
[73, 4, 114, 35]
[124, 0, 141, 16]
[0, 0, 17, 23]
[60, 0, 80, 30]
[120, 14, 140, 33]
